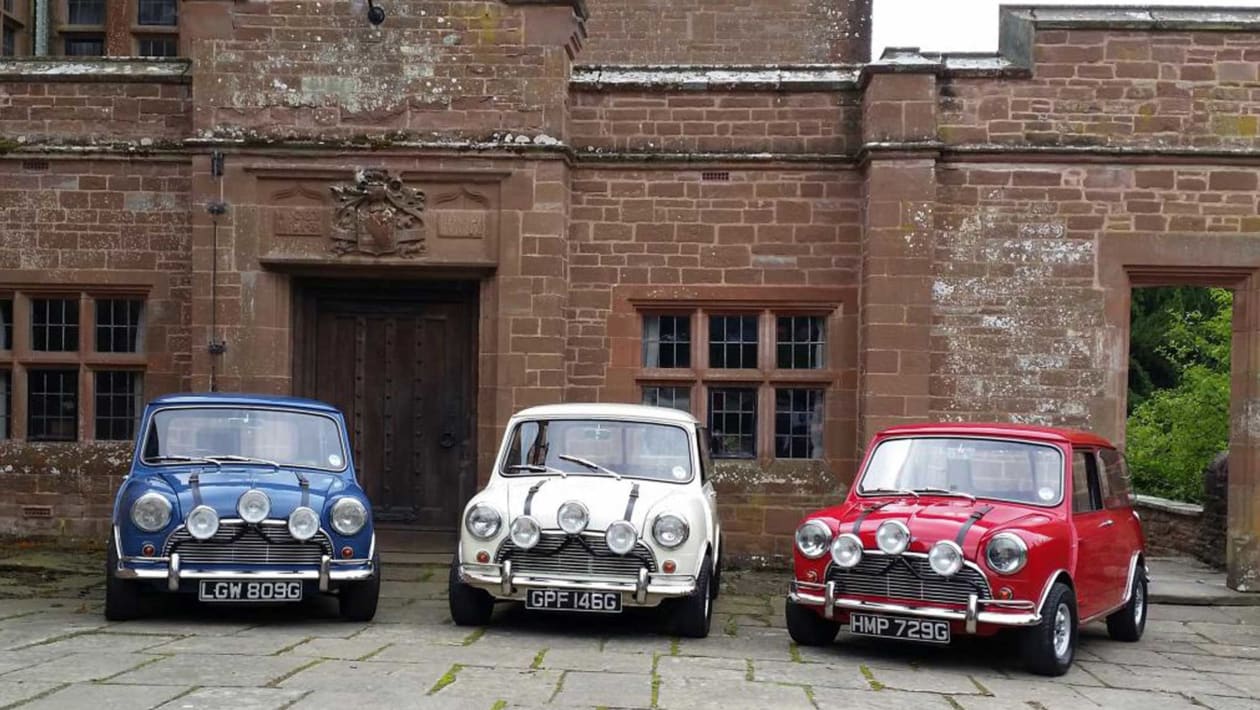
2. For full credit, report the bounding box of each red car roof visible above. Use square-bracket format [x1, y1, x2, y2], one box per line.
[876, 422, 1115, 448]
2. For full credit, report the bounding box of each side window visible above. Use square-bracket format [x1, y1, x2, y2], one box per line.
[1098, 448, 1132, 508]
[1071, 449, 1103, 514]
[697, 426, 713, 485]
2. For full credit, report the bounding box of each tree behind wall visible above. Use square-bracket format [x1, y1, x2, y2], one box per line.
[1126, 287, 1232, 503]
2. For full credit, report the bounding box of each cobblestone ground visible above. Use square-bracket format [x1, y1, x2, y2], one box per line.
[0, 550, 1259, 709]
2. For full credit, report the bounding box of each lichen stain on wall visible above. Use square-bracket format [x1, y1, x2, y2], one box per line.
[932, 206, 1106, 428]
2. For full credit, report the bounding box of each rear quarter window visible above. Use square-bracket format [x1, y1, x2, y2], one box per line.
[1098, 448, 1133, 509]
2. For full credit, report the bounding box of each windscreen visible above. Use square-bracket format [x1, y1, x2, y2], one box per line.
[501, 419, 694, 483]
[142, 407, 347, 471]
[858, 437, 1064, 506]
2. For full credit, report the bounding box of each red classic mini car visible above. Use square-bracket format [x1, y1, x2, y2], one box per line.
[787, 423, 1147, 676]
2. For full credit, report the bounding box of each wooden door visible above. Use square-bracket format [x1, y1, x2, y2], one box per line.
[296, 285, 477, 529]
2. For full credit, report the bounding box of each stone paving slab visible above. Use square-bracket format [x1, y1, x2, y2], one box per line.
[0, 553, 1258, 710]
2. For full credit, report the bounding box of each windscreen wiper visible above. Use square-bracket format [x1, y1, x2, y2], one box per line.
[505, 464, 567, 477]
[557, 455, 622, 481]
[205, 455, 281, 472]
[912, 486, 976, 502]
[862, 487, 919, 499]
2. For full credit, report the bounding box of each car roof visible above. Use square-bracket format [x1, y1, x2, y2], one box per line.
[876, 422, 1115, 448]
[512, 402, 699, 425]
[147, 392, 341, 414]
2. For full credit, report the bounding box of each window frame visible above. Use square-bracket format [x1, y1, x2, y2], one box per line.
[1071, 447, 1105, 514]
[635, 304, 836, 464]
[0, 288, 148, 442]
[2, 0, 27, 57]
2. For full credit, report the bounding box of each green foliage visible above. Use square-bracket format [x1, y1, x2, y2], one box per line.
[1126, 287, 1232, 503]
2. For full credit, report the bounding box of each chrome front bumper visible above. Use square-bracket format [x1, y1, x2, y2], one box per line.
[114, 528, 376, 593]
[460, 560, 696, 605]
[788, 580, 1041, 633]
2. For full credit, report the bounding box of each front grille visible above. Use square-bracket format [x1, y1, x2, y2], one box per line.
[826, 552, 992, 605]
[496, 532, 657, 578]
[164, 521, 333, 566]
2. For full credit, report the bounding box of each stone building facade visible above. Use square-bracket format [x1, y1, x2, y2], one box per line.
[1, 1, 1259, 587]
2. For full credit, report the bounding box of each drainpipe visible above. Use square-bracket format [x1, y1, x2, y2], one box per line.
[33, 0, 49, 56]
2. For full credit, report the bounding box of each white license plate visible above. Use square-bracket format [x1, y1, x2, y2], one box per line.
[849, 613, 951, 644]
[525, 589, 622, 613]
[198, 580, 303, 603]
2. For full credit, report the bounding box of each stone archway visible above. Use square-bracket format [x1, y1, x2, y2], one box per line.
[1100, 235, 1260, 592]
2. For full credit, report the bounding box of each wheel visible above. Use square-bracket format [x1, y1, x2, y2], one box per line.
[104, 536, 143, 621]
[448, 555, 495, 626]
[785, 600, 839, 646]
[1106, 568, 1148, 642]
[670, 554, 713, 638]
[1020, 582, 1077, 676]
[339, 552, 381, 622]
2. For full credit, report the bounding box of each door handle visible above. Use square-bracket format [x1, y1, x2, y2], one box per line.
[1099, 520, 1114, 528]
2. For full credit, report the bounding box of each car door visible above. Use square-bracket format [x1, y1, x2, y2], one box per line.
[698, 426, 720, 552]
[1098, 447, 1138, 606]
[1070, 447, 1110, 620]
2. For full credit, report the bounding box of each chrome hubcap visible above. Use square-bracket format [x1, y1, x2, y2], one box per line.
[1053, 603, 1072, 659]
[1134, 580, 1145, 625]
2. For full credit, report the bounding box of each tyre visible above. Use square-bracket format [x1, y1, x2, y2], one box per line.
[1106, 568, 1148, 642]
[339, 552, 381, 622]
[448, 555, 495, 626]
[670, 554, 713, 638]
[1020, 582, 1077, 676]
[104, 536, 143, 622]
[785, 600, 839, 646]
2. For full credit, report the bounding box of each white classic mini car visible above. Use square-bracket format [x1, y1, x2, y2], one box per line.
[449, 403, 721, 637]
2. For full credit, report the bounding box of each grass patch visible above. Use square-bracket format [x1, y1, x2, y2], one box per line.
[428, 663, 464, 695]
[971, 676, 992, 696]
[264, 658, 324, 688]
[744, 659, 754, 682]
[859, 664, 884, 691]
[531, 648, 548, 670]
[669, 637, 680, 656]
[803, 685, 818, 709]
[270, 636, 314, 657]
[356, 643, 391, 661]
[548, 670, 567, 703]
[461, 628, 486, 646]
[944, 697, 966, 710]
[723, 616, 738, 637]
[490, 702, 507, 710]
[650, 653, 663, 708]
[788, 642, 803, 663]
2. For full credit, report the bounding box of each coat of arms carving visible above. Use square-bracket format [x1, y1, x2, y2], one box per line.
[330, 169, 426, 257]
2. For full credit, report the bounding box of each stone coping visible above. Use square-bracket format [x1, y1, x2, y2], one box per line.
[0, 57, 191, 82]
[571, 65, 860, 91]
[1001, 5, 1260, 30]
[1135, 493, 1204, 517]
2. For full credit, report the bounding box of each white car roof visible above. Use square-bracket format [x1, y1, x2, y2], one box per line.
[511, 402, 698, 426]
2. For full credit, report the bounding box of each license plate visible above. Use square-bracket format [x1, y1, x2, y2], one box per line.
[198, 580, 303, 603]
[524, 589, 622, 614]
[849, 613, 950, 644]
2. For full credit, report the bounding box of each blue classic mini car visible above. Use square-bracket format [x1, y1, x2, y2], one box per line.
[106, 393, 380, 621]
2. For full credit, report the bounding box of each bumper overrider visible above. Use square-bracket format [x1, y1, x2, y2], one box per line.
[112, 527, 377, 592]
[788, 580, 1041, 633]
[459, 559, 697, 606]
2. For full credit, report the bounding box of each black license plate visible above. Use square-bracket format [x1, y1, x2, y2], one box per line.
[198, 580, 303, 603]
[849, 612, 950, 644]
[525, 589, 622, 614]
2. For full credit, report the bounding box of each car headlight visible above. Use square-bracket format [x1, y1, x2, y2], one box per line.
[465, 503, 502, 539]
[288, 506, 320, 541]
[510, 515, 541, 550]
[331, 498, 367, 536]
[929, 540, 964, 577]
[652, 514, 689, 549]
[237, 489, 271, 524]
[830, 533, 863, 568]
[876, 521, 910, 555]
[605, 520, 637, 555]
[557, 501, 589, 535]
[986, 532, 1028, 575]
[130, 492, 172, 532]
[186, 505, 220, 540]
[794, 520, 832, 559]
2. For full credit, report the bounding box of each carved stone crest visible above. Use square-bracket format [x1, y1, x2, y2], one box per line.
[330, 169, 426, 257]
